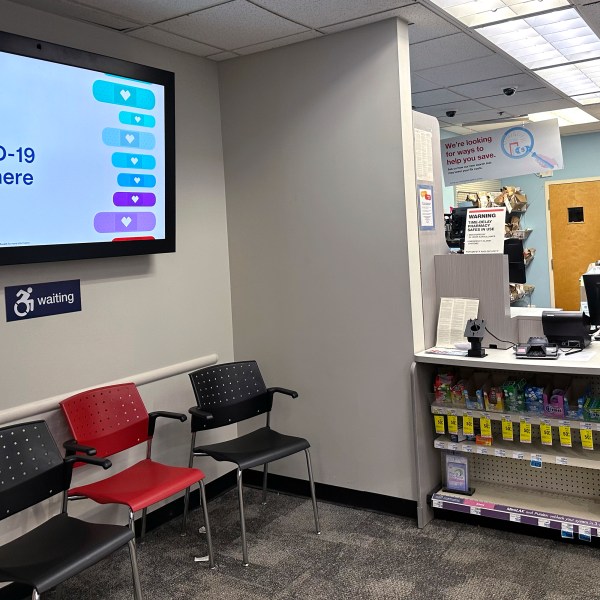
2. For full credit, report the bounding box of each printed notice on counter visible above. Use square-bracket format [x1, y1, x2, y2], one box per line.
[463, 207, 506, 255]
[435, 297, 479, 348]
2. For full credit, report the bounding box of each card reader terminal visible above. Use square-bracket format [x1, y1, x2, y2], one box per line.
[515, 336, 559, 359]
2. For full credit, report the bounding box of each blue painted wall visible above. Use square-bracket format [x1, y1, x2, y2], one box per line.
[501, 131, 600, 308]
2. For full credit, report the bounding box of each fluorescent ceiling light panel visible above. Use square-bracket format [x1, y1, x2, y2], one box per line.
[528, 107, 598, 126]
[572, 92, 600, 105]
[535, 60, 600, 97]
[430, 0, 569, 27]
[477, 9, 600, 69]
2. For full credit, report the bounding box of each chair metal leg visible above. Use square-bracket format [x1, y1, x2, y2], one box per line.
[32, 589, 40, 600]
[128, 538, 143, 600]
[237, 467, 249, 566]
[128, 509, 137, 544]
[305, 449, 321, 535]
[262, 463, 269, 505]
[200, 480, 215, 568]
[141, 507, 148, 539]
[182, 432, 197, 535]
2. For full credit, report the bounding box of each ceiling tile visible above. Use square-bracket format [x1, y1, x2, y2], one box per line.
[418, 99, 494, 118]
[575, 3, 600, 40]
[411, 88, 467, 108]
[411, 74, 442, 93]
[448, 73, 548, 98]
[15, 0, 142, 29]
[157, 0, 307, 50]
[72, 0, 228, 25]
[504, 99, 576, 116]
[234, 30, 323, 55]
[206, 51, 240, 61]
[320, 4, 460, 44]
[250, 0, 411, 29]
[410, 32, 493, 71]
[415, 55, 523, 87]
[127, 27, 222, 56]
[449, 108, 521, 125]
[479, 88, 563, 109]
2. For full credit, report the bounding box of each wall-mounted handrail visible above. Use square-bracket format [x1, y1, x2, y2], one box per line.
[0, 353, 219, 426]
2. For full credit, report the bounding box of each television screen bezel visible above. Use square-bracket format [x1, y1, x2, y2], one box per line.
[0, 30, 175, 266]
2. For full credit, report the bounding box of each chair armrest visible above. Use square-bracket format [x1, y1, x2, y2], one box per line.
[267, 387, 299, 399]
[148, 411, 187, 436]
[188, 406, 214, 422]
[65, 455, 112, 469]
[63, 439, 97, 456]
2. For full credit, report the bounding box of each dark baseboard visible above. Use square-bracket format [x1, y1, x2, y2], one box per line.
[243, 469, 417, 518]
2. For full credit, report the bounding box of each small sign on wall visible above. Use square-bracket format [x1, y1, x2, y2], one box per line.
[5, 279, 81, 322]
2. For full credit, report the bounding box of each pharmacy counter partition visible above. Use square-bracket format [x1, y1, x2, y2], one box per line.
[411, 345, 600, 542]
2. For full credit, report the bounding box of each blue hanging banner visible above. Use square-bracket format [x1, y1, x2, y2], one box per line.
[5, 279, 81, 322]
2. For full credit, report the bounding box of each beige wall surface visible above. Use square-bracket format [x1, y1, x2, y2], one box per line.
[220, 19, 418, 500]
[0, 0, 235, 540]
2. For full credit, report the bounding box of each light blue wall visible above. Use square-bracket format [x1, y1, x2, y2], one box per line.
[501, 131, 600, 308]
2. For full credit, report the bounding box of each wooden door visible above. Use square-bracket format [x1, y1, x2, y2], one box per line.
[549, 180, 600, 310]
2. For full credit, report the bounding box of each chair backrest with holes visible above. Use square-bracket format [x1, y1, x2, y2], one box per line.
[189, 361, 272, 429]
[0, 421, 67, 520]
[60, 383, 150, 458]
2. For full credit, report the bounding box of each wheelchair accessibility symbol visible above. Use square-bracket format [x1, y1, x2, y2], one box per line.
[14, 287, 35, 317]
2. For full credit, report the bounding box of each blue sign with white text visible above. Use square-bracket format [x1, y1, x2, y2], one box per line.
[5, 280, 81, 322]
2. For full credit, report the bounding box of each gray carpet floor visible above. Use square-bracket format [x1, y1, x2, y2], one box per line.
[47, 487, 600, 599]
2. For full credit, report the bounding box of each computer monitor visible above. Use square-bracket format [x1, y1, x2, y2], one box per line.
[583, 273, 600, 326]
[504, 238, 526, 284]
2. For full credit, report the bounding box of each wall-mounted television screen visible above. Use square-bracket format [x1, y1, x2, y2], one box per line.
[0, 30, 175, 265]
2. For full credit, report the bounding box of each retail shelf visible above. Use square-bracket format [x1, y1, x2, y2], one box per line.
[430, 404, 600, 431]
[434, 435, 598, 468]
[431, 481, 600, 537]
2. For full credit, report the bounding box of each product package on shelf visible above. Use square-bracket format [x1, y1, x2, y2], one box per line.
[464, 372, 488, 410]
[483, 373, 506, 412]
[443, 452, 472, 495]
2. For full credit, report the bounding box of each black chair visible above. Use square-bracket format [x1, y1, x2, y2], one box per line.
[0, 421, 142, 600]
[187, 360, 320, 566]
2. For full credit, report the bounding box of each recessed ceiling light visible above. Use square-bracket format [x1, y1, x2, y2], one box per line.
[429, 0, 570, 27]
[528, 107, 598, 126]
[476, 9, 600, 69]
[535, 60, 600, 97]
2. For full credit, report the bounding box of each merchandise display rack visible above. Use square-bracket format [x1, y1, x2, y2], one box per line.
[411, 347, 600, 540]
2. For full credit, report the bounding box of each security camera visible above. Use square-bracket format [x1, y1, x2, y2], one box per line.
[446, 110, 456, 118]
[503, 87, 517, 96]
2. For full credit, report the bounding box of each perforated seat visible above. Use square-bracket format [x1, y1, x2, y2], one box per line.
[60, 383, 214, 568]
[186, 361, 320, 566]
[0, 421, 142, 600]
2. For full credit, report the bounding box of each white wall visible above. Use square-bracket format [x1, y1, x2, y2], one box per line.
[220, 19, 418, 500]
[0, 0, 234, 540]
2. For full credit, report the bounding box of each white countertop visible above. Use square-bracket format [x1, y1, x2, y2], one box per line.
[415, 345, 600, 375]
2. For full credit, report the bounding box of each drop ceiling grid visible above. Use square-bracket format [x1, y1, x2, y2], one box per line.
[409, 32, 493, 71]
[127, 26, 223, 56]
[68, 0, 229, 24]
[156, 0, 308, 50]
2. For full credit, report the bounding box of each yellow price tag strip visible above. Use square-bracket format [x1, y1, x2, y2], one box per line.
[434, 415, 445, 435]
[580, 426, 594, 451]
[480, 416, 492, 438]
[463, 415, 474, 436]
[520, 419, 532, 444]
[559, 421, 572, 448]
[540, 421, 553, 446]
[447, 415, 458, 435]
[501, 417, 513, 442]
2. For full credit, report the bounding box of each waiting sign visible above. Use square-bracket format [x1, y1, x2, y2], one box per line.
[441, 119, 563, 185]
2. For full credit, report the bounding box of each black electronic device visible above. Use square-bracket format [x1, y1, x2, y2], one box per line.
[583, 273, 600, 327]
[542, 311, 592, 348]
[464, 319, 486, 358]
[515, 336, 559, 359]
[444, 206, 469, 250]
[504, 238, 526, 284]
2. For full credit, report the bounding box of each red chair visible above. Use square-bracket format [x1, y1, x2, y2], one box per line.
[60, 382, 214, 568]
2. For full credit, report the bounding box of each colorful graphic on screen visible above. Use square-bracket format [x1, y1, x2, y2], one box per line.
[0, 53, 166, 247]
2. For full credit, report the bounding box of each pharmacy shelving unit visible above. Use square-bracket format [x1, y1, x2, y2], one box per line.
[411, 346, 600, 541]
